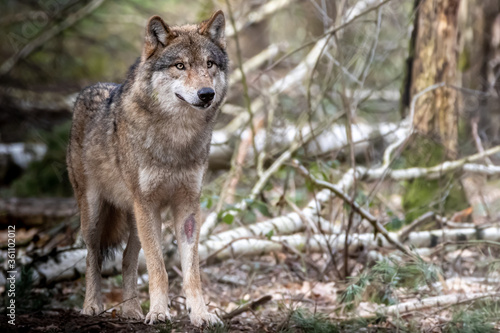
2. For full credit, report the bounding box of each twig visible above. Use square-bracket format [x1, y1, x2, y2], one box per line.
[97, 296, 138, 316]
[226, 116, 265, 204]
[222, 295, 272, 320]
[224, 0, 259, 167]
[367, 82, 446, 201]
[471, 117, 493, 165]
[284, 196, 319, 234]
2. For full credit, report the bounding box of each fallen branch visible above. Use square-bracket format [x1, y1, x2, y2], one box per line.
[14, 247, 147, 286]
[379, 292, 498, 317]
[205, 208, 336, 245]
[222, 295, 273, 320]
[364, 145, 500, 181]
[0, 197, 77, 227]
[201, 226, 500, 262]
[398, 211, 435, 242]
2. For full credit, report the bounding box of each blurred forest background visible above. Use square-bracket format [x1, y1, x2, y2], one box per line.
[1, 0, 500, 332]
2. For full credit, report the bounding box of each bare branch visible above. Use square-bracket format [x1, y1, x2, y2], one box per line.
[292, 160, 413, 256]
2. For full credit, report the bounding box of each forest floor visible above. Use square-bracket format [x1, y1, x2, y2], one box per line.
[3, 246, 500, 333]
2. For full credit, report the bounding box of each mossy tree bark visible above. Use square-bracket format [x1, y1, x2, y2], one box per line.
[410, 0, 461, 159]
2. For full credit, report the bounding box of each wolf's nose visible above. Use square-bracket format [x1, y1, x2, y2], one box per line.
[198, 87, 215, 102]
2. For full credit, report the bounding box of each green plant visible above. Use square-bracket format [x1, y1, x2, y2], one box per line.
[341, 255, 441, 307]
[290, 308, 339, 333]
[444, 309, 494, 333]
[203, 321, 229, 333]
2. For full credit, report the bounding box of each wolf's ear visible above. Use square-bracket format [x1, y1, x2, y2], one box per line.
[199, 10, 226, 49]
[143, 16, 171, 60]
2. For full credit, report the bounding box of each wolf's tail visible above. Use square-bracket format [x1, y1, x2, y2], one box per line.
[98, 201, 129, 261]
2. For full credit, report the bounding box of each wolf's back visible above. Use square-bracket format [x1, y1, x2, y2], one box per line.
[67, 82, 119, 193]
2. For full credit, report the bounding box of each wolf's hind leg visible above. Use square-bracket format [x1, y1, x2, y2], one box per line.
[121, 213, 144, 320]
[80, 189, 105, 316]
[173, 197, 221, 327]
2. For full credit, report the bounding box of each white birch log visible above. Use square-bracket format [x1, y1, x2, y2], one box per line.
[200, 226, 500, 261]
[17, 247, 147, 286]
[363, 145, 500, 180]
[378, 292, 495, 317]
[12, 225, 500, 286]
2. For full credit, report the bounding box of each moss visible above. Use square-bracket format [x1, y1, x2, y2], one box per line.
[141, 299, 150, 314]
[400, 137, 467, 223]
[458, 48, 471, 72]
[196, 1, 216, 22]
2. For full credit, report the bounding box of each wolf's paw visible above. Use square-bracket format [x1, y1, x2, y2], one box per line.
[144, 305, 171, 325]
[122, 301, 144, 320]
[189, 311, 222, 327]
[81, 302, 104, 316]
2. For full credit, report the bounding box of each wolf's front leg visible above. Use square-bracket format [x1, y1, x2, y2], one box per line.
[173, 197, 221, 327]
[133, 201, 170, 325]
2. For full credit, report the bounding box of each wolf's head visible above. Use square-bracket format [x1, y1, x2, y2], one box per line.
[139, 11, 228, 114]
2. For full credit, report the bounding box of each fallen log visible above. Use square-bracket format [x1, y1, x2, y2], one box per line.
[375, 292, 497, 317]
[0, 197, 77, 227]
[11, 225, 500, 287]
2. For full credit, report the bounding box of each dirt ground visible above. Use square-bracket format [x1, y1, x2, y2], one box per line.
[3, 240, 500, 332]
[0, 254, 348, 333]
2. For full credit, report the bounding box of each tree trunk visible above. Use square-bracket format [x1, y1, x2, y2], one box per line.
[458, 0, 500, 224]
[402, 0, 465, 223]
[410, 0, 461, 158]
[480, 0, 500, 141]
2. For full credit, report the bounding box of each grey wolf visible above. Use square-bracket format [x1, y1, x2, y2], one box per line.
[66, 10, 228, 327]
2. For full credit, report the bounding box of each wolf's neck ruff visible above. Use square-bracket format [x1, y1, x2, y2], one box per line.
[67, 10, 228, 327]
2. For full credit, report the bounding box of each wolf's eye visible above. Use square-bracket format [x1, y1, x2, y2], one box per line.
[207, 61, 214, 68]
[175, 63, 185, 70]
